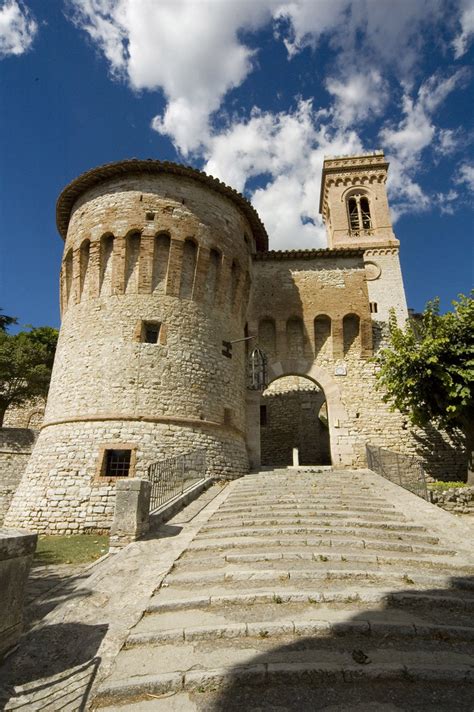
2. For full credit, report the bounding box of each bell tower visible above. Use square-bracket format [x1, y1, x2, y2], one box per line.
[319, 151, 408, 325]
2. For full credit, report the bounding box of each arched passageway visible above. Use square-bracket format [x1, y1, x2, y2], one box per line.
[260, 375, 330, 466]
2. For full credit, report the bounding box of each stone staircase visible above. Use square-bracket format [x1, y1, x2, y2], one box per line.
[95, 469, 474, 711]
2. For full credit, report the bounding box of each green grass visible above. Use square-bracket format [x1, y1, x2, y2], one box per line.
[428, 481, 467, 491]
[34, 534, 109, 566]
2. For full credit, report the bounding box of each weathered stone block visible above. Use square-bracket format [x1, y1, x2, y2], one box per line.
[0, 528, 37, 659]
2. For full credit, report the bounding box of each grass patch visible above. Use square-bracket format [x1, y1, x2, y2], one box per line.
[428, 481, 467, 491]
[34, 534, 109, 566]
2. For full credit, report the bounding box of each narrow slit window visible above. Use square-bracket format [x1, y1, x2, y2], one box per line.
[260, 404, 267, 427]
[369, 302, 378, 314]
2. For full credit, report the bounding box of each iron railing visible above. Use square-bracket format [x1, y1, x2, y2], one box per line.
[366, 444, 429, 501]
[147, 451, 207, 512]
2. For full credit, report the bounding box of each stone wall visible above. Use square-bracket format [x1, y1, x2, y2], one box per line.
[248, 252, 466, 479]
[0, 429, 37, 524]
[3, 398, 45, 429]
[430, 486, 474, 516]
[261, 376, 330, 466]
[5, 166, 260, 534]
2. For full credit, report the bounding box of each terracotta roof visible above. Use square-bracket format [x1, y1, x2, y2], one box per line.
[56, 159, 269, 251]
[253, 247, 365, 261]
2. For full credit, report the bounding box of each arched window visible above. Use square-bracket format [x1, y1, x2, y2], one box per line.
[346, 192, 372, 234]
[230, 260, 240, 308]
[79, 240, 90, 300]
[258, 317, 276, 357]
[152, 233, 170, 293]
[180, 238, 197, 299]
[63, 249, 73, 307]
[205, 248, 221, 305]
[100, 234, 114, 296]
[343, 313, 360, 355]
[314, 315, 331, 357]
[125, 231, 141, 294]
[286, 316, 305, 357]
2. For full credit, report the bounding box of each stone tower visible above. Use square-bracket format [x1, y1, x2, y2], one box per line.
[319, 151, 408, 325]
[5, 160, 267, 533]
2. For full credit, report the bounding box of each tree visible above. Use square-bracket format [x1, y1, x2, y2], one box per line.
[376, 293, 474, 483]
[0, 309, 17, 332]
[0, 326, 58, 426]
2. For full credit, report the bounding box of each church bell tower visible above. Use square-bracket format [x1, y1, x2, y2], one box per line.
[319, 151, 408, 325]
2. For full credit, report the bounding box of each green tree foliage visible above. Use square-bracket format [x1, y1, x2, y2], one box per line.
[376, 293, 474, 482]
[0, 309, 18, 332]
[0, 326, 58, 426]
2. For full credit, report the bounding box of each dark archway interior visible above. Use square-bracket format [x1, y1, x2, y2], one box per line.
[260, 376, 330, 466]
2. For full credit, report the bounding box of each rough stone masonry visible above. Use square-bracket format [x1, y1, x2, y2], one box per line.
[4, 152, 465, 534]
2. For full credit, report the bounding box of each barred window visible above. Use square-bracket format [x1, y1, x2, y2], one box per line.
[104, 449, 131, 477]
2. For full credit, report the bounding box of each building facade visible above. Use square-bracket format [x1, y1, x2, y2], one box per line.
[4, 153, 464, 533]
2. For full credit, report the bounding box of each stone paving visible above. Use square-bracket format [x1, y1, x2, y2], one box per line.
[1, 471, 473, 711]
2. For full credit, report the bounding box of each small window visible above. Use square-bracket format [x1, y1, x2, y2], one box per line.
[104, 449, 131, 477]
[260, 404, 267, 427]
[369, 302, 378, 314]
[146, 211, 155, 221]
[142, 321, 161, 343]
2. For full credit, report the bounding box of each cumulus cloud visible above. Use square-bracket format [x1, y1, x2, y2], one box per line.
[453, 0, 474, 58]
[455, 163, 474, 192]
[0, 0, 37, 58]
[69, 0, 272, 154]
[326, 71, 388, 127]
[204, 100, 363, 249]
[379, 71, 469, 216]
[67, 1, 472, 239]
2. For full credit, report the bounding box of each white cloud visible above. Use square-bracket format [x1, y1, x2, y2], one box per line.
[326, 71, 388, 127]
[379, 71, 468, 216]
[455, 163, 474, 192]
[0, 0, 37, 58]
[69, 0, 272, 154]
[67, 1, 473, 235]
[203, 100, 363, 250]
[453, 0, 474, 58]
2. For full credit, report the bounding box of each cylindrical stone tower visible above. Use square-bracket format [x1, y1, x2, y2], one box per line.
[5, 160, 268, 533]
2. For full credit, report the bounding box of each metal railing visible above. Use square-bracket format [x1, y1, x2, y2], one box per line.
[147, 451, 207, 512]
[366, 444, 429, 501]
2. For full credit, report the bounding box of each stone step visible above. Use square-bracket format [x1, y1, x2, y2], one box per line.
[126, 618, 474, 648]
[147, 589, 474, 616]
[213, 509, 405, 522]
[202, 519, 427, 533]
[194, 525, 439, 545]
[96, 655, 474, 708]
[163, 567, 474, 591]
[186, 535, 456, 556]
[174, 550, 474, 575]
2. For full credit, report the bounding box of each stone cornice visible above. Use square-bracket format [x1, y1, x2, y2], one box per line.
[253, 247, 365, 261]
[56, 159, 269, 252]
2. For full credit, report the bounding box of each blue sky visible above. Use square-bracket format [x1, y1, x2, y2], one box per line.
[0, 0, 473, 331]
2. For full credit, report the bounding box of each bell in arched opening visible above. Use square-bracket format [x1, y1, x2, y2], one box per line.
[248, 347, 268, 391]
